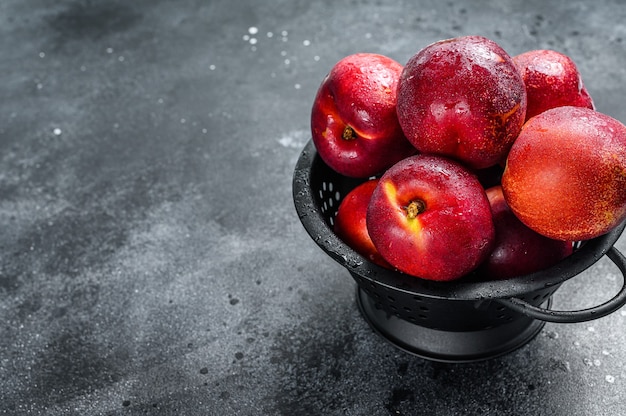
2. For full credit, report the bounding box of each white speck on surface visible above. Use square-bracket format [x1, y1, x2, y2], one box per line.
[243, 34, 250, 41]
[267, 31, 273, 38]
[39, 52, 45, 58]
[621, 310, 626, 316]
[314, 55, 320, 61]
[80, 65, 86, 71]
[118, 56, 125, 62]
[277, 130, 308, 148]
[594, 359, 602, 367]
[606, 375, 615, 383]
[284, 59, 290, 65]
[281, 51, 287, 56]
[202, 129, 207, 134]
[281, 30, 288, 36]
[249, 38, 257, 45]
[587, 326, 596, 332]
[303, 39, 311, 46]
[248, 26, 258, 35]
[602, 350, 610, 356]
[53, 128, 62, 136]
[106, 47, 113, 53]
[545, 331, 559, 339]
[37, 83, 43, 90]
[294, 84, 301, 89]
[209, 64, 216, 70]
[180, 118, 186, 124]
[157, 98, 164, 104]
[365, 33, 372, 39]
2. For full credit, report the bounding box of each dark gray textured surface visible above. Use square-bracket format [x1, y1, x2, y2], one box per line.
[1, 1, 626, 415]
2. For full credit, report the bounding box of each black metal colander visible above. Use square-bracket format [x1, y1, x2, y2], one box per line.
[293, 140, 626, 362]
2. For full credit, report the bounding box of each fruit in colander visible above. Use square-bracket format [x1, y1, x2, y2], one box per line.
[513, 49, 595, 122]
[502, 106, 626, 241]
[366, 154, 495, 281]
[334, 179, 390, 268]
[478, 185, 573, 279]
[310, 53, 415, 178]
[396, 35, 527, 170]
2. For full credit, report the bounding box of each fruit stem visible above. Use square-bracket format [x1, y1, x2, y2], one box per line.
[342, 125, 356, 140]
[406, 200, 426, 219]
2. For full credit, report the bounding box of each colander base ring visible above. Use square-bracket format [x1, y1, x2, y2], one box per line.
[356, 287, 548, 363]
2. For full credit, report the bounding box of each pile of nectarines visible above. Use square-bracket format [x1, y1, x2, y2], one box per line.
[311, 35, 626, 282]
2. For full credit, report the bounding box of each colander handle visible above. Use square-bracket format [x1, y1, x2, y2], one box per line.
[495, 246, 626, 323]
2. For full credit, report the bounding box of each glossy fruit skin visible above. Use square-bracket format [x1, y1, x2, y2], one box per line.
[397, 35, 527, 170]
[478, 186, 573, 280]
[502, 106, 626, 241]
[513, 49, 595, 121]
[334, 179, 391, 268]
[366, 154, 495, 281]
[311, 53, 416, 178]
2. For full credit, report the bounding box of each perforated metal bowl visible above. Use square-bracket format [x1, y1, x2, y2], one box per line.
[293, 140, 626, 362]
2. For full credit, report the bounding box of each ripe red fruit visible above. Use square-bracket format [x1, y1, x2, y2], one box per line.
[478, 186, 573, 280]
[397, 35, 527, 169]
[311, 53, 416, 178]
[513, 49, 595, 121]
[502, 106, 626, 241]
[366, 154, 495, 281]
[334, 179, 390, 268]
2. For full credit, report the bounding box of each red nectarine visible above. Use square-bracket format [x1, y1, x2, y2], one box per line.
[478, 186, 573, 280]
[513, 49, 594, 121]
[502, 106, 626, 241]
[334, 179, 390, 268]
[366, 154, 495, 281]
[397, 35, 527, 169]
[311, 53, 416, 178]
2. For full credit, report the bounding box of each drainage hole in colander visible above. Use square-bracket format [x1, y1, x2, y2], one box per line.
[365, 287, 381, 301]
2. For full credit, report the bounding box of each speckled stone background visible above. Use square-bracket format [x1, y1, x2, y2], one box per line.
[1, 0, 626, 415]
